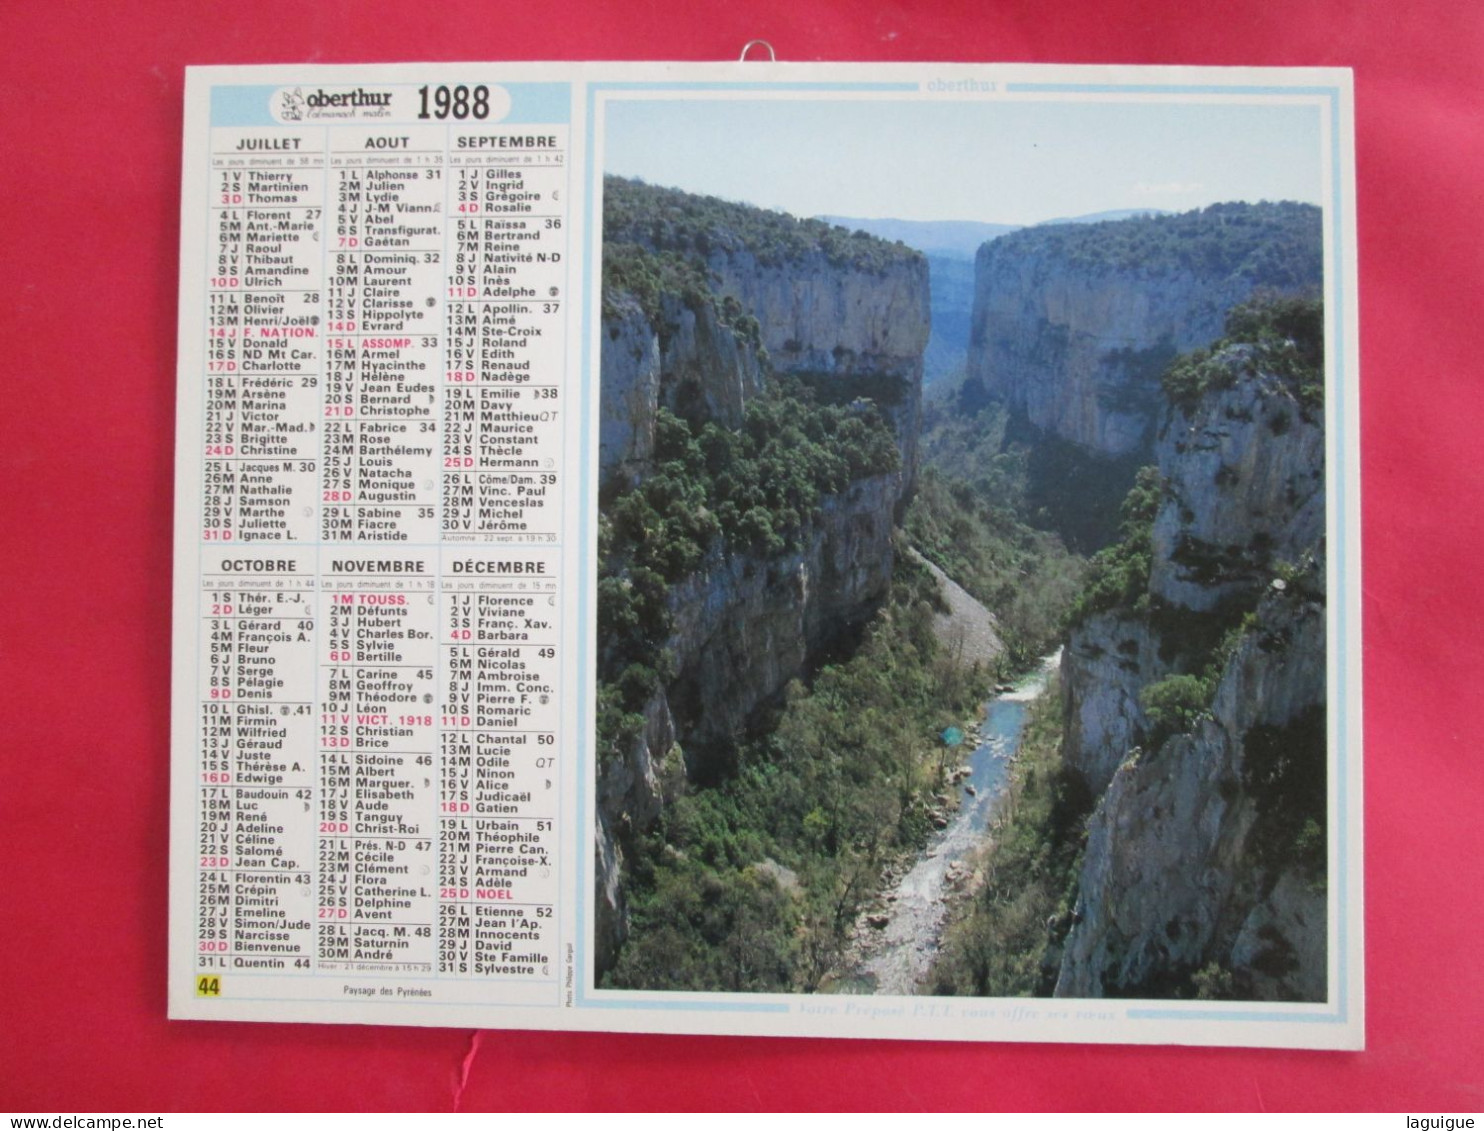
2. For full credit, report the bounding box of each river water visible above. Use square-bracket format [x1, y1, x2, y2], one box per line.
[833, 649, 1061, 995]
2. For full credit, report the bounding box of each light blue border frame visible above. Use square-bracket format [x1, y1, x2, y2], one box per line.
[577, 75, 1354, 1033]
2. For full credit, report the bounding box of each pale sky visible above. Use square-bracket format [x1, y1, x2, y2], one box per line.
[602, 97, 1324, 227]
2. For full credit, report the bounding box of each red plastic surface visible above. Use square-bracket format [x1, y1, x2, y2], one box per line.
[2, 0, 1481, 1112]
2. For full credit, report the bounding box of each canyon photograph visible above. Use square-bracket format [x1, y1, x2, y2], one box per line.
[590, 94, 1333, 1002]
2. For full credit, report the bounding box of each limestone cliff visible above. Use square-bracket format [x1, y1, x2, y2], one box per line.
[598, 289, 765, 487]
[1149, 354, 1325, 614]
[594, 179, 931, 975]
[967, 203, 1322, 461]
[1052, 297, 1328, 1001]
[658, 472, 902, 759]
[703, 247, 929, 488]
[1063, 348, 1326, 798]
[1054, 583, 1326, 1000]
[603, 176, 930, 499]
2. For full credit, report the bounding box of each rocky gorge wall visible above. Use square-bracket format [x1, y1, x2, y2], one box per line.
[592, 470, 904, 970]
[703, 246, 929, 488]
[598, 289, 765, 487]
[966, 203, 1322, 461]
[1053, 581, 1327, 1001]
[1051, 323, 1329, 1001]
[602, 176, 930, 499]
[1063, 362, 1327, 797]
[594, 181, 932, 973]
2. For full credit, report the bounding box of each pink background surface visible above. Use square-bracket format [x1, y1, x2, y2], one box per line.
[2, 0, 1481, 1111]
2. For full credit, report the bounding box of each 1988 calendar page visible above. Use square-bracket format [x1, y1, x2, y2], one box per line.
[170, 62, 1362, 1047]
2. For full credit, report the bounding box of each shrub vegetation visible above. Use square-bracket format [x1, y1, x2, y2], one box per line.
[980, 201, 1322, 288]
[605, 175, 920, 274]
[906, 398, 1086, 667]
[606, 552, 990, 992]
[1163, 292, 1324, 411]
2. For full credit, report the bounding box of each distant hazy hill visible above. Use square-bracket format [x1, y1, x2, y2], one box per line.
[817, 216, 1019, 261]
[1036, 208, 1171, 227]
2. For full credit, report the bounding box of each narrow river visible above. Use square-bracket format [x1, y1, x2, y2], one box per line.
[834, 649, 1061, 995]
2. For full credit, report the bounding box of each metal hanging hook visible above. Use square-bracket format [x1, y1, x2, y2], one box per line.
[738, 40, 777, 62]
